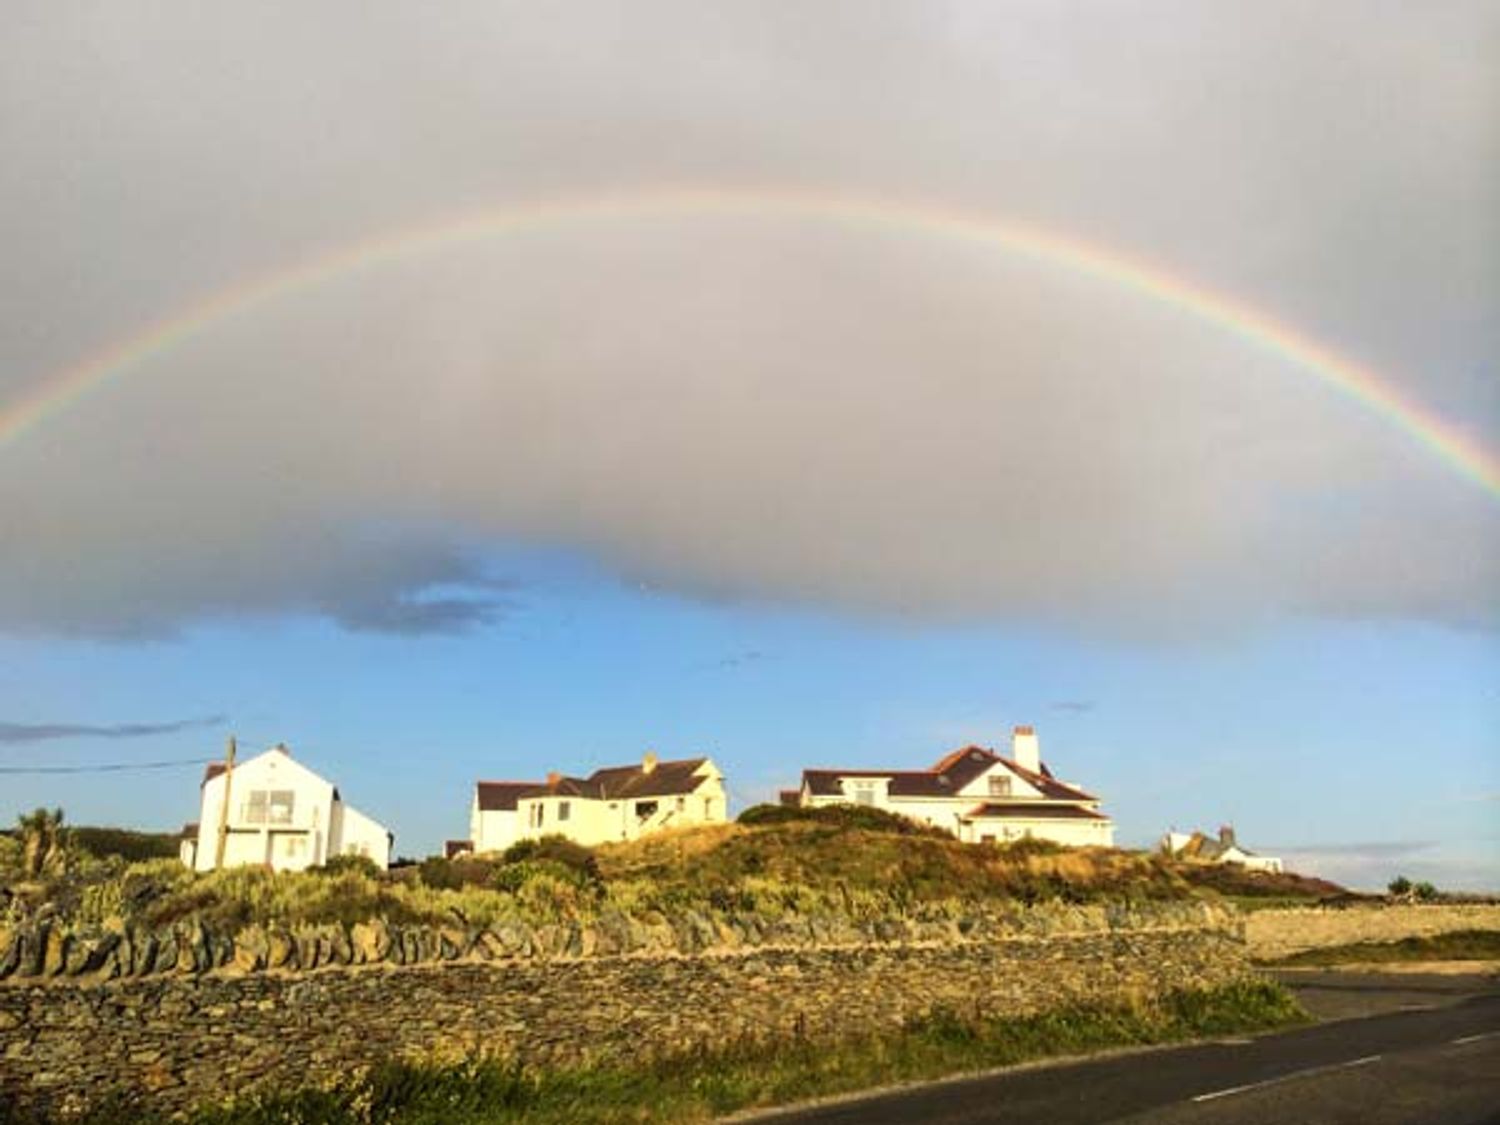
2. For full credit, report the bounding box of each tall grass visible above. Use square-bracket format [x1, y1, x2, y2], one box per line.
[26, 818, 1224, 938]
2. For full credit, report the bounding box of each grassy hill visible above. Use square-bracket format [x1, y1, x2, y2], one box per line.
[596, 814, 1195, 907]
[3, 805, 1345, 933]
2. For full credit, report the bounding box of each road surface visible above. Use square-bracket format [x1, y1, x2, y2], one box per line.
[745, 971, 1500, 1124]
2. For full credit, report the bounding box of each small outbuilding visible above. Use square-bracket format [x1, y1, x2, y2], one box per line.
[1162, 825, 1282, 873]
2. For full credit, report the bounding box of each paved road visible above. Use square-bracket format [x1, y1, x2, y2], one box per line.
[747, 973, 1500, 1125]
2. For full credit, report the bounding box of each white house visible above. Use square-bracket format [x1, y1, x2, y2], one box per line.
[789, 726, 1114, 847]
[1162, 826, 1282, 873]
[180, 743, 393, 872]
[466, 752, 727, 852]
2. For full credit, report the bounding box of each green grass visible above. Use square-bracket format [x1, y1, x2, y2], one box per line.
[44, 980, 1305, 1125]
[1269, 929, 1500, 966]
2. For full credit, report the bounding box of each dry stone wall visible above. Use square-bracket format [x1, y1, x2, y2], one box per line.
[1245, 903, 1500, 961]
[0, 902, 1247, 1118]
[0, 899, 1223, 984]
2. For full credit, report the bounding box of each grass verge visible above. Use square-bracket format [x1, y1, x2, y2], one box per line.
[41, 980, 1306, 1125]
[1268, 929, 1500, 967]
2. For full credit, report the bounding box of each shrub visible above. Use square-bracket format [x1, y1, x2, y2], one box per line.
[502, 836, 599, 881]
[1388, 875, 1413, 897]
[989, 836, 1067, 859]
[736, 803, 953, 838]
[493, 859, 594, 895]
[70, 827, 180, 864]
[417, 856, 503, 891]
[316, 854, 381, 879]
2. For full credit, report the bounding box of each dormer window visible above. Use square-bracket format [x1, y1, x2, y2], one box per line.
[850, 780, 876, 806]
[987, 775, 1012, 797]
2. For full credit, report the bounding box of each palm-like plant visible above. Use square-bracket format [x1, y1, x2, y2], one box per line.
[17, 807, 67, 879]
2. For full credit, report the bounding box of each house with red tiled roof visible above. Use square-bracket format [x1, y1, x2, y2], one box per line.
[465, 751, 727, 852]
[790, 726, 1114, 847]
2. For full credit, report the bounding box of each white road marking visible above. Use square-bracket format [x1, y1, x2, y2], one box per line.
[1397, 1003, 1436, 1011]
[1191, 1055, 1382, 1103]
[1192, 1082, 1257, 1103]
[1451, 1031, 1498, 1046]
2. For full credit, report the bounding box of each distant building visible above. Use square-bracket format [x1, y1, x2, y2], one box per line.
[788, 726, 1114, 847]
[468, 752, 728, 851]
[181, 743, 392, 871]
[1162, 825, 1282, 873]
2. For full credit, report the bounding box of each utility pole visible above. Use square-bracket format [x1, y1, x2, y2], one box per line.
[213, 735, 236, 870]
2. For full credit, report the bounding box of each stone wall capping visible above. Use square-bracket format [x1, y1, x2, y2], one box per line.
[0, 899, 1248, 989]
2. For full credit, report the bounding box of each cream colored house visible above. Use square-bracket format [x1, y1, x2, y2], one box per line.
[466, 753, 727, 852]
[180, 744, 392, 871]
[1162, 826, 1282, 873]
[790, 726, 1114, 847]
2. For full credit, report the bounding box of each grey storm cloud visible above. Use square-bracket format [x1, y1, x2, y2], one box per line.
[0, 2, 1496, 638]
[0, 716, 227, 745]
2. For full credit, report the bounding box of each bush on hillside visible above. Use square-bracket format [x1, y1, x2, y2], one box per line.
[736, 803, 954, 839]
[416, 855, 505, 891]
[1177, 861, 1346, 902]
[502, 835, 600, 881]
[70, 827, 180, 864]
[317, 853, 382, 879]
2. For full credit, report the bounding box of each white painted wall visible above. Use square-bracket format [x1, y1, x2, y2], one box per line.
[471, 797, 523, 855]
[956, 761, 1045, 801]
[334, 803, 392, 867]
[1011, 729, 1041, 773]
[190, 747, 392, 871]
[1220, 845, 1283, 873]
[803, 754, 1114, 848]
[960, 816, 1114, 847]
[510, 762, 729, 847]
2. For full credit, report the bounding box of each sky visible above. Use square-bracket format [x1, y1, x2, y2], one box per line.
[1, 2, 1496, 890]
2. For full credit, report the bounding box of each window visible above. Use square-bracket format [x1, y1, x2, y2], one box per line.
[268, 791, 295, 824]
[850, 781, 876, 807]
[703, 797, 714, 819]
[280, 835, 305, 857]
[675, 796, 686, 814]
[243, 789, 295, 825]
[530, 803, 544, 828]
[558, 801, 571, 822]
[635, 800, 658, 819]
[987, 775, 1012, 797]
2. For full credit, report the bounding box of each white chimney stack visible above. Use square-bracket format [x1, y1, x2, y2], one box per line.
[1012, 725, 1040, 772]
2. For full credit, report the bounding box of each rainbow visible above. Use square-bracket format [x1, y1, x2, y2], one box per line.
[3, 186, 1496, 499]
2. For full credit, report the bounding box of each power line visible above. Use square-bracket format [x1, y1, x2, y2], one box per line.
[0, 759, 217, 774]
